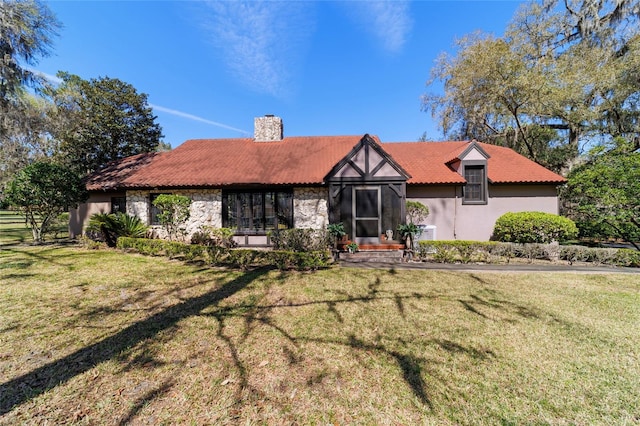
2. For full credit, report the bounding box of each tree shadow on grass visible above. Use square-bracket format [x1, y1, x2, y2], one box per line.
[200, 282, 451, 411]
[0, 267, 269, 415]
[459, 294, 541, 322]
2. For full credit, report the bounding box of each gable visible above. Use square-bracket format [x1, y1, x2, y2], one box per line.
[326, 134, 410, 182]
[458, 144, 489, 161]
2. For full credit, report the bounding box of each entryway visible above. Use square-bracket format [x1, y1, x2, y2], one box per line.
[353, 186, 381, 244]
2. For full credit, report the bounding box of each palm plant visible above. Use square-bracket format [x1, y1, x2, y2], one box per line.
[86, 212, 148, 247]
[86, 213, 121, 247]
[115, 212, 148, 238]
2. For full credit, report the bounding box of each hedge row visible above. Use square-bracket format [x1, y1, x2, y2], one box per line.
[417, 240, 640, 267]
[117, 237, 331, 271]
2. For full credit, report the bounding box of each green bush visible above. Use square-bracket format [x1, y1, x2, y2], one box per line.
[269, 228, 331, 252]
[492, 212, 578, 243]
[152, 194, 191, 241]
[415, 239, 638, 267]
[46, 212, 70, 239]
[86, 212, 148, 247]
[614, 249, 640, 267]
[117, 237, 166, 256]
[117, 237, 331, 271]
[191, 226, 237, 248]
[417, 241, 497, 264]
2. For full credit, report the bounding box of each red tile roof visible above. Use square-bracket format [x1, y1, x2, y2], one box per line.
[86, 136, 566, 190]
[85, 152, 159, 191]
[386, 141, 567, 184]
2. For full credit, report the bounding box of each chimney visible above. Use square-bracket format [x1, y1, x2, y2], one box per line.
[254, 115, 283, 142]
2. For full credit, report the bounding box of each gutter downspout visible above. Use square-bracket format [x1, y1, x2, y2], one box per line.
[453, 186, 458, 240]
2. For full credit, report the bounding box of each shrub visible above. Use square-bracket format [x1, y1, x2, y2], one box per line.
[116, 213, 149, 238]
[269, 228, 331, 252]
[191, 226, 237, 248]
[118, 237, 331, 271]
[152, 194, 191, 241]
[327, 223, 347, 249]
[86, 212, 149, 247]
[492, 211, 578, 243]
[614, 249, 640, 267]
[406, 200, 429, 224]
[46, 212, 70, 239]
[417, 241, 497, 263]
[267, 250, 331, 271]
[86, 213, 121, 247]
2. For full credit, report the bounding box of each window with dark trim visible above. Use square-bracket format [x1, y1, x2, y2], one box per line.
[111, 197, 126, 214]
[223, 190, 293, 233]
[149, 193, 170, 225]
[463, 165, 486, 204]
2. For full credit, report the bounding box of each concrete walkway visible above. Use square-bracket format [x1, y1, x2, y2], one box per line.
[339, 260, 640, 274]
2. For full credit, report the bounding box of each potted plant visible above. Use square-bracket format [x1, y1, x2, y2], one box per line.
[327, 222, 347, 250]
[346, 241, 359, 253]
[398, 201, 429, 254]
[397, 223, 421, 251]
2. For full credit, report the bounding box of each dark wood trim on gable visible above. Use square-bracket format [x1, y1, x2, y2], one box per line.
[325, 134, 411, 183]
[457, 140, 491, 161]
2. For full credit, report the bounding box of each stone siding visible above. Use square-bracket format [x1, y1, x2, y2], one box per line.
[126, 189, 222, 238]
[126, 190, 149, 223]
[254, 115, 283, 142]
[293, 187, 328, 229]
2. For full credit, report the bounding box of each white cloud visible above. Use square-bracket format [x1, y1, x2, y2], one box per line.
[198, 1, 314, 99]
[347, 1, 413, 54]
[150, 104, 250, 136]
[28, 68, 62, 84]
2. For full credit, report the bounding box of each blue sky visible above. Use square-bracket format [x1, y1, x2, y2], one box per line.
[38, 1, 523, 148]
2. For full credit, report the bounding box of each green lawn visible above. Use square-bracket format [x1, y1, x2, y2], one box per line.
[1, 245, 639, 425]
[0, 210, 69, 246]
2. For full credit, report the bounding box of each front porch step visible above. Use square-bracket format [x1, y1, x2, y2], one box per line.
[339, 249, 404, 263]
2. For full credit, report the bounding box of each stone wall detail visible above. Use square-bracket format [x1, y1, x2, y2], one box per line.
[126, 190, 149, 224]
[126, 189, 222, 238]
[254, 115, 283, 142]
[125, 187, 327, 241]
[293, 187, 328, 229]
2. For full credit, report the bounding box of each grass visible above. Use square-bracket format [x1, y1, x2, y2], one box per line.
[1, 245, 639, 425]
[0, 210, 69, 246]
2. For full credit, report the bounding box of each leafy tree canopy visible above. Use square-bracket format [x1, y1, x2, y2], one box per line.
[423, 0, 640, 173]
[51, 72, 163, 175]
[4, 161, 88, 243]
[0, 0, 60, 185]
[0, 0, 59, 110]
[562, 138, 640, 250]
[0, 92, 58, 185]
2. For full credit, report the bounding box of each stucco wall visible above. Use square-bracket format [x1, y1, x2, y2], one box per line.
[69, 192, 123, 238]
[407, 184, 560, 241]
[293, 187, 328, 229]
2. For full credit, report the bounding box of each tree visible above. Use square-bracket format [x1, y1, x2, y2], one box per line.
[406, 200, 429, 225]
[562, 139, 640, 250]
[152, 194, 191, 241]
[51, 73, 163, 175]
[0, 0, 60, 127]
[4, 161, 88, 243]
[0, 0, 60, 185]
[423, 0, 640, 173]
[0, 92, 58, 186]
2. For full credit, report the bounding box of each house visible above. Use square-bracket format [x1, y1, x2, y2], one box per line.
[70, 115, 566, 245]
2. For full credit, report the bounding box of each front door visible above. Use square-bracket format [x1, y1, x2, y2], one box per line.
[353, 186, 380, 244]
